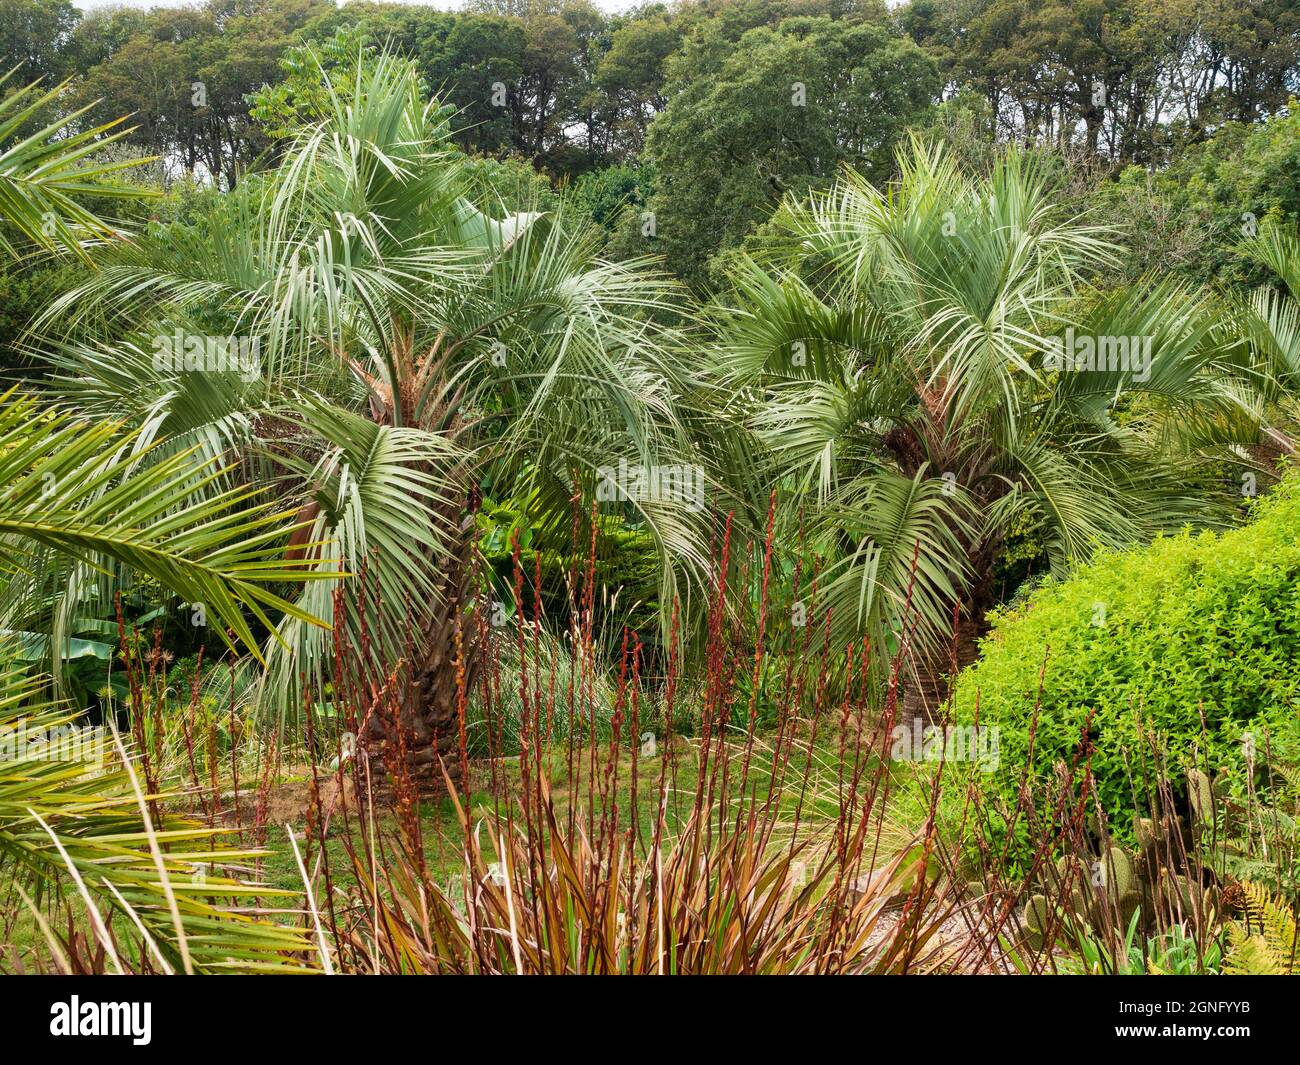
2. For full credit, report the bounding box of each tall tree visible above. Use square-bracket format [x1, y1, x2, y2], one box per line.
[71, 0, 331, 187]
[34, 52, 707, 785]
[0, 0, 79, 82]
[593, 8, 683, 158]
[901, 0, 1300, 165]
[711, 142, 1263, 717]
[643, 10, 939, 287]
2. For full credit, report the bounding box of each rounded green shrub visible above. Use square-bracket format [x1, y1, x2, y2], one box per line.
[952, 473, 1300, 847]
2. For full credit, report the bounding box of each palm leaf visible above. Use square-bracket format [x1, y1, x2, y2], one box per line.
[0, 388, 331, 660]
[0, 67, 153, 262]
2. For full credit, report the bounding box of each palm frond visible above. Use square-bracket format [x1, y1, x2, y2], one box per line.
[0, 388, 330, 659]
[0, 663, 318, 972]
[0, 68, 153, 262]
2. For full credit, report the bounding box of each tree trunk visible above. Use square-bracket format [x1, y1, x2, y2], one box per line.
[901, 606, 985, 727]
[901, 537, 1001, 726]
[354, 341, 481, 796]
[366, 498, 480, 795]
[366, 486, 483, 795]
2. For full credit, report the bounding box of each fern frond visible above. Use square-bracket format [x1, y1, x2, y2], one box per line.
[1224, 881, 1299, 974]
[1224, 928, 1287, 975]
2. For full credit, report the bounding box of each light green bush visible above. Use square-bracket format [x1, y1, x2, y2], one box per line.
[952, 473, 1300, 848]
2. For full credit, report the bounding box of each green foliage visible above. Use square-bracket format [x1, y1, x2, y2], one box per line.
[1071, 921, 1223, 975]
[0, 67, 154, 261]
[297, 0, 590, 170]
[0, 259, 84, 371]
[0, 660, 317, 973]
[1144, 923, 1223, 975]
[1099, 108, 1300, 287]
[3, 0, 1297, 291]
[904, 0, 1300, 165]
[0, 388, 330, 659]
[593, 10, 681, 156]
[954, 473, 1300, 838]
[643, 11, 938, 287]
[0, 0, 78, 81]
[69, 0, 332, 189]
[247, 22, 377, 140]
[463, 154, 562, 216]
[569, 162, 652, 234]
[477, 491, 662, 651]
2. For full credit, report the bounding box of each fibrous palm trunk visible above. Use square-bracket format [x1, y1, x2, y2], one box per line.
[886, 387, 1003, 724]
[356, 335, 482, 794]
[364, 497, 481, 793]
[901, 536, 1000, 726]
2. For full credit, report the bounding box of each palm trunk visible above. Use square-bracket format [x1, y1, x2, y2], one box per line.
[357, 340, 481, 795]
[901, 607, 985, 726]
[366, 499, 480, 793]
[901, 536, 1001, 726]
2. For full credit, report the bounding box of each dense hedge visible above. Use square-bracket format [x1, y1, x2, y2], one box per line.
[952, 474, 1300, 841]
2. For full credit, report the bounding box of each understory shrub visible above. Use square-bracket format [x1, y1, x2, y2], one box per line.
[951, 471, 1300, 848]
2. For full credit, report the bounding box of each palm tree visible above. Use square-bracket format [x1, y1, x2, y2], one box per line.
[711, 143, 1260, 719]
[34, 52, 708, 785]
[1228, 220, 1300, 459]
[0, 68, 337, 968]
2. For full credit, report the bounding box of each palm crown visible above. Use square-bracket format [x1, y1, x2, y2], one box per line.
[712, 143, 1257, 711]
[34, 52, 708, 742]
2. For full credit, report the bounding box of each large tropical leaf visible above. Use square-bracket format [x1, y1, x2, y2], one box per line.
[0, 388, 330, 659]
[0, 67, 151, 261]
[0, 664, 318, 973]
